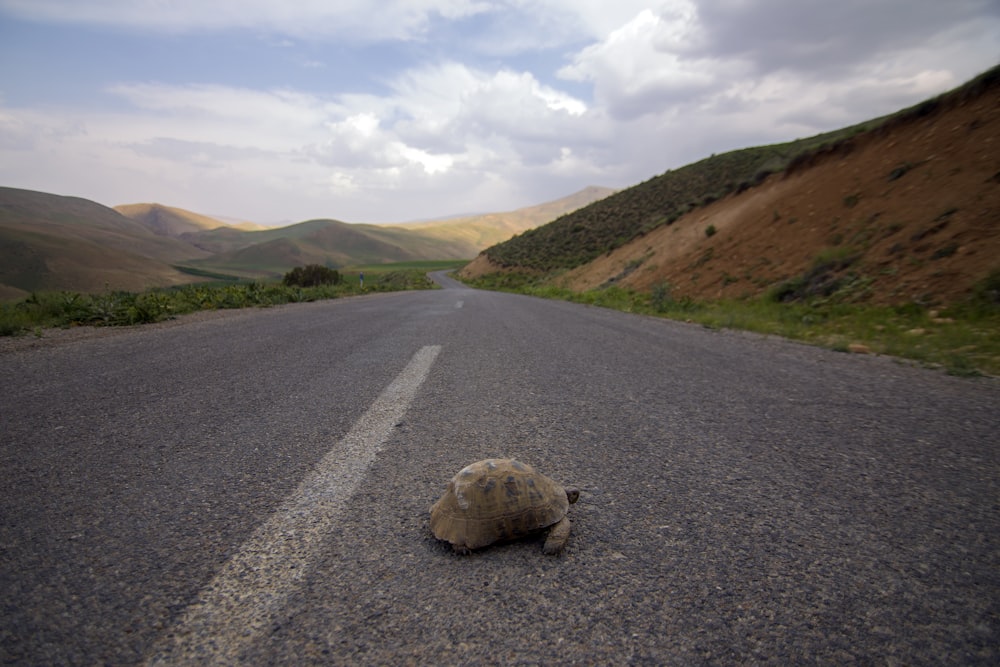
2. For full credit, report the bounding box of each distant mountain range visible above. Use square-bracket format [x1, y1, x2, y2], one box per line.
[0, 186, 613, 299]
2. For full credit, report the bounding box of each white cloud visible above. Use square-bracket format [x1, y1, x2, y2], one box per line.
[452, 69, 587, 135]
[557, 0, 999, 132]
[306, 62, 592, 176]
[443, 0, 661, 56]
[0, 0, 997, 223]
[0, 58, 600, 220]
[310, 110, 452, 175]
[559, 5, 728, 120]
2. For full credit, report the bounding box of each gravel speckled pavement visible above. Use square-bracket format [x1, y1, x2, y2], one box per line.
[2, 273, 997, 665]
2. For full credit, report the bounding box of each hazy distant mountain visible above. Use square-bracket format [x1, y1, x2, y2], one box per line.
[392, 186, 616, 248]
[115, 203, 232, 237]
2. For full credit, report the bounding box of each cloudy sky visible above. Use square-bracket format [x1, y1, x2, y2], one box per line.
[0, 1, 997, 224]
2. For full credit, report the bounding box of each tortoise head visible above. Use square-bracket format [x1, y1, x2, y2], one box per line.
[565, 487, 580, 504]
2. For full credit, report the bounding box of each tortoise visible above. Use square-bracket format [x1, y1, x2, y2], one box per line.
[429, 458, 580, 555]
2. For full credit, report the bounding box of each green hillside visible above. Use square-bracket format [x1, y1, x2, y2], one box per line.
[182, 186, 615, 277]
[481, 130, 880, 272]
[183, 218, 476, 277]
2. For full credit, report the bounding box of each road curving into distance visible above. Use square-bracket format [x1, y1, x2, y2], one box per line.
[2, 272, 998, 664]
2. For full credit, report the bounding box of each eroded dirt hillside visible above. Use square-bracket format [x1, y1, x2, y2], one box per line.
[465, 81, 999, 308]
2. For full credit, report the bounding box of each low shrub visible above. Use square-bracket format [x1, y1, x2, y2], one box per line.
[283, 264, 341, 288]
[0, 268, 436, 337]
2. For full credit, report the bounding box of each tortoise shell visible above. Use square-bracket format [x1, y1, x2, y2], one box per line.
[429, 458, 579, 554]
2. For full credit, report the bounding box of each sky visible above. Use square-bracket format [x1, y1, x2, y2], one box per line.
[0, 1, 997, 225]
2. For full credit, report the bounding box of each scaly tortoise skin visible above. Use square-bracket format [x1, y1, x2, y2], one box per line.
[429, 459, 580, 555]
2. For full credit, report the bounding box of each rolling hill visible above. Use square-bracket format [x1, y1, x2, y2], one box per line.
[0, 188, 213, 299]
[182, 218, 469, 275]
[114, 203, 264, 236]
[109, 186, 613, 278]
[0, 185, 611, 298]
[462, 65, 1000, 308]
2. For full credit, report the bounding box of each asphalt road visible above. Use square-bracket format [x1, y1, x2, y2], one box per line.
[1, 273, 998, 665]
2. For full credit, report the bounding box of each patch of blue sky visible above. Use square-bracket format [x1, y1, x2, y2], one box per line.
[0, 19, 411, 107]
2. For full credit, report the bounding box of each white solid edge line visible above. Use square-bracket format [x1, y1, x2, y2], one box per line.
[145, 344, 442, 665]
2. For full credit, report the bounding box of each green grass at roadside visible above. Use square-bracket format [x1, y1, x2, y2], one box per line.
[346, 260, 469, 273]
[338, 260, 469, 289]
[461, 272, 1000, 377]
[0, 267, 437, 337]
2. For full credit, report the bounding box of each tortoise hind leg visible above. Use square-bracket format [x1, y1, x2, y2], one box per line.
[542, 516, 572, 555]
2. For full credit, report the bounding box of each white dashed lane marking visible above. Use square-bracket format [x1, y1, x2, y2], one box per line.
[146, 345, 442, 665]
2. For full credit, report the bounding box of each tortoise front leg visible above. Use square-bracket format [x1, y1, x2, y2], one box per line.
[542, 516, 572, 555]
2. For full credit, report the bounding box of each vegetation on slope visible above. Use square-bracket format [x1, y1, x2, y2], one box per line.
[482, 65, 1000, 273]
[481, 134, 868, 271]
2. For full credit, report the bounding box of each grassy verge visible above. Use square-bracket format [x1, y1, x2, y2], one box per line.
[339, 260, 469, 289]
[0, 267, 436, 337]
[461, 272, 1000, 377]
[346, 259, 469, 273]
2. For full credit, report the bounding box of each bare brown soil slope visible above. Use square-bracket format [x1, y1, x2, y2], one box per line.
[466, 81, 998, 308]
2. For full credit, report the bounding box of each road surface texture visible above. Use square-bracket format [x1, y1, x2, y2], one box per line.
[2, 272, 998, 665]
